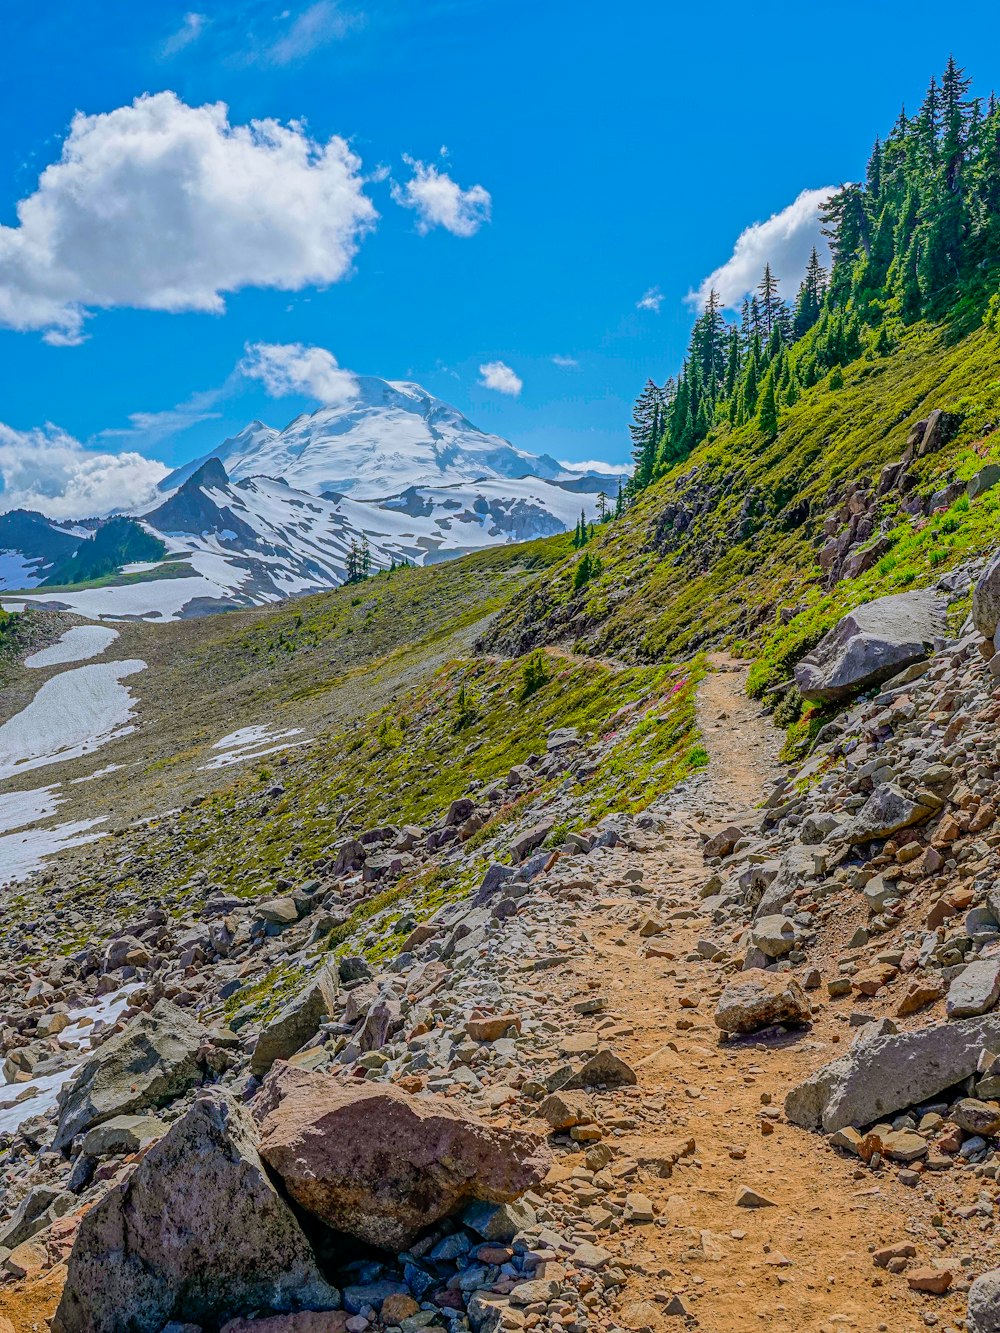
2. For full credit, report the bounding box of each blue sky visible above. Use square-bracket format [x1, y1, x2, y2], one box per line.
[1, 0, 999, 515]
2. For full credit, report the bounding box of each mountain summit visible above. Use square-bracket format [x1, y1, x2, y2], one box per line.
[165, 377, 565, 499]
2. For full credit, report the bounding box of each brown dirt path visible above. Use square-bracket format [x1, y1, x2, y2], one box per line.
[567, 656, 969, 1332]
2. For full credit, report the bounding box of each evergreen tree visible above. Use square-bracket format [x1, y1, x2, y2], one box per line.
[757, 376, 779, 439]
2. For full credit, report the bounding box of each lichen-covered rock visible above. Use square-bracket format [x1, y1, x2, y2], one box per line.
[250, 964, 339, 1077]
[794, 590, 946, 703]
[52, 1093, 337, 1333]
[54, 1000, 206, 1152]
[968, 1269, 1000, 1332]
[256, 1063, 550, 1250]
[785, 1012, 1000, 1133]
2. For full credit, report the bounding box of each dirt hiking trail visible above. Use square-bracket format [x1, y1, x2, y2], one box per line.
[555, 656, 967, 1332]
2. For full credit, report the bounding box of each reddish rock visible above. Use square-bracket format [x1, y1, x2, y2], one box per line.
[907, 1266, 954, 1294]
[896, 976, 946, 1017]
[465, 1014, 521, 1042]
[257, 1064, 551, 1249]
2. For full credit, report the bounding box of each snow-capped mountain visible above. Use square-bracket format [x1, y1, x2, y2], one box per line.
[163, 377, 566, 498]
[0, 378, 624, 620]
[1, 461, 606, 620]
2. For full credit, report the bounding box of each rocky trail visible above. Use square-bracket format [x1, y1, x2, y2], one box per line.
[9, 588, 1000, 1332]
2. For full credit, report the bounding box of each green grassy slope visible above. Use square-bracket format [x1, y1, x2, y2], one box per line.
[485, 320, 1000, 696]
[1, 538, 572, 824]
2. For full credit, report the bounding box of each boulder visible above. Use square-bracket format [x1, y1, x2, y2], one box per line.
[251, 965, 339, 1077]
[785, 1012, 1000, 1133]
[54, 1000, 206, 1151]
[968, 465, 1000, 501]
[748, 914, 798, 959]
[256, 1064, 550, 1250]
[510, 820, 554, 863]
[52, 1093, 337, 1333]
[714, 975, 811, 1034]
[794, 590, 946, 704]
[968, 1269, 1000, 1333]
[947, 959, 1000, 1020]
[847, 783, 934, 844]
[80, 1114, 167, 1158]
[974, 551, 1000, 641]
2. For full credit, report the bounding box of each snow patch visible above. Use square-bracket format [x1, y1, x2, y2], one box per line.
[0, 815, 107, 887]
[202, 723, 305, 771]
[0, 784, 63, 834]
[0, 984, 139, 1134]
[24, 625, 119, 668]
[0, 659, 146, 780]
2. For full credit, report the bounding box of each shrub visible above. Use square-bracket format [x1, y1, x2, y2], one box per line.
[519, 651, 550, 700]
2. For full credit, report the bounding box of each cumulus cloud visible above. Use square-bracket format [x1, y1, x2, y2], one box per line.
[551, 354, 579, 368]
[0, 91, 377, 344]
[688, 185, 838, 310]
[392, 157, 491, 237]
[162, 12, 207, 56]
[559, 458, 626, 475]
[0, 424, 169, 519]
[240, 342, 360, 406]
[267, 2, 362, 64]
[636, 286, 663, 313]
[478, 360, 522, 396]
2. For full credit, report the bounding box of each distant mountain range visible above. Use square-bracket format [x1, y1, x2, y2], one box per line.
[0, 378, 624, 620]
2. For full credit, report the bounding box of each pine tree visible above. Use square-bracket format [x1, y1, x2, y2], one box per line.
[756, 265, 783, 339]
[628, 379, 664, 491]
[758, 375, 779, 439]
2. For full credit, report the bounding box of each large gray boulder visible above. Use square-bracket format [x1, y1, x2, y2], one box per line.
[250, 964, 339, 1078]
[968, 1270, 1000, 1332]
[794, 590, 946, 703]
[785, 1012, 1000, 1133]
[974, 551, 1000, 642]
[54, 999, 206, 1151]
[52, 1093, 337, 1333]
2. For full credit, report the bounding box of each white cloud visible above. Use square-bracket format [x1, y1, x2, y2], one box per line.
[392, 157, 491, 237]
[267, 2, 362, 65]
[478, 360, 522, 396]
[0, 424, 169, 519]
[240, 342, 360, 406]
[636, 286, 663, 313]
[97, 386, 225, 447]
[551, 354, 579, 368]
[0, 91, 377, 343]
[558, 459, 626, 475]
[163, 12, 207, 56]
[688, 185, 838, 310]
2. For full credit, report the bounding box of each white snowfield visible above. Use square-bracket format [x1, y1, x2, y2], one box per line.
[2, 575, 226, 621]
[24, 625, 119, 668]
[0, 814, 107, 888]
[0, 784, 63, 834]
[202, 723, 305, 770]
[0, 659, 146, 781]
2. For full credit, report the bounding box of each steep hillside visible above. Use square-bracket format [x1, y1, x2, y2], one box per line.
[485, 318, 1000, 696]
